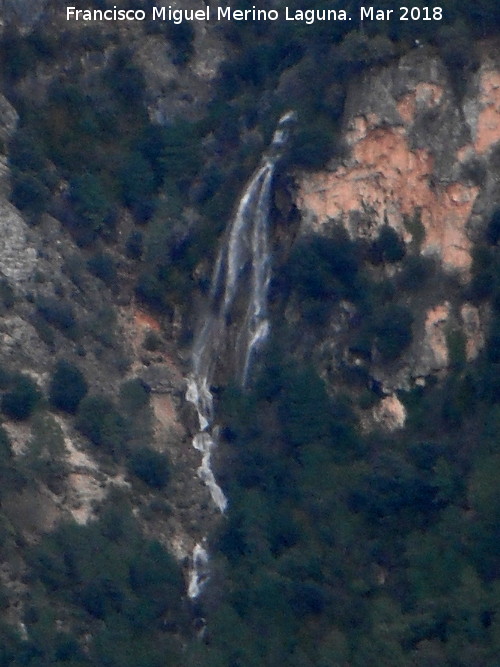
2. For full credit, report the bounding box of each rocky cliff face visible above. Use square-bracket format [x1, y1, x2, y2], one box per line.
[0, 81, 211, 592]
[293, 44, 500, 428]
[0, 7, 497, 611]
[297, 45, 500, 273]
[0, 1, 231, 577]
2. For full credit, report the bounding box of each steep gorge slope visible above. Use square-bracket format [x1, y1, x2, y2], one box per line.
[0, 5, 228, 647]
[0, 2, 500, 664]
[289, 43, 500, 425]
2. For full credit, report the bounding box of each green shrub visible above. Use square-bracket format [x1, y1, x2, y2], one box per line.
[32, 314, 56, 349]
[287, 229, 360, 302]
[369, 226, 406, 264]
[119, 379, 150, 414]
[127, 447, 170, 489]
[25, 414, 67, 493]
[487, 316, 500, 363]
[49, 360, 88, 414]
[62, 253, 86, 289]
[486, 209, 500, 246]
[279, 367, 333, 449]
[288, 127, 333, 169]
[0, 368, 13, 390]
[125, 231, 144, 260]
[442, 373, 476, 427]
[334, 31, 375, 75]
[349, 452, 439, 527]
[119, 152, 155, 211]
[398, 255, 434, 292]
[0, 427, 12, 465]
[143, 331, 162, 352]
[1, 31, 38, 81]
[36, 296, 77, 334]
[10, 172, 50, 222]
[134, 124, 169, 188]
[446, 328, 467, 370]
[8, 129, 46, 173]
[135, 272, 165, 311]
[160, 122, 202, 187]
[76, 395, 125, 455]
[2, 374, 41, 421]
[105, 48, 146, 106]
[403, 210, 426, 250]
[69, 173, 115, 244]
[0, 279, 15, 310]
[27, 414, 65, 460]
[460, 157, 487, 186]
[437, 21, 479, 74]
[467, 245, 495, 302]
[374, 304, 413, 361]
[165, 22, 195, 65]
[86, 252, 116, 286]
[29, 509, 185, 651]
[469, 271, 494, 303]
[85, 307, 117, 348]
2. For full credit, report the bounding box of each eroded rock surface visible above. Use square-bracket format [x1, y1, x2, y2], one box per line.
[372, 394, 407, 431]
[421, 302, 451, 372]
[296, 48, 500, 274]
[461, 303, 485, 361]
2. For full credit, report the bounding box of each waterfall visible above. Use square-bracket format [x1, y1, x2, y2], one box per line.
[185, 111, 295, 598]
[187, 542, 210, 599]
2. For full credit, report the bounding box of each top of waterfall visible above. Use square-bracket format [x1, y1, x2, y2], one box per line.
[270, 110, 297, 152]
[278, 110, 297, 125]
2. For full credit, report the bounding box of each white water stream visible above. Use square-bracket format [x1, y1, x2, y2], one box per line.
[186, 112, 295, 598]
[187, 542, 210, 599]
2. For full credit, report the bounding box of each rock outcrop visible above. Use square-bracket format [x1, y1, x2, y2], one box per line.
[294, 44, 500, 424]
[296, 46, 500, 274]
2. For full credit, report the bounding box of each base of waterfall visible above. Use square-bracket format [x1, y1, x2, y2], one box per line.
[184, 373, 227, 600]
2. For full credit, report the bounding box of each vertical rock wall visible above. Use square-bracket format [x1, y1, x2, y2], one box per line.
[296, 46, 500, 274]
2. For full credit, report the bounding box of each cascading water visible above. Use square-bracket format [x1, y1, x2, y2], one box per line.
[187, 542, 210, 599]
[186, 111, 295, 598]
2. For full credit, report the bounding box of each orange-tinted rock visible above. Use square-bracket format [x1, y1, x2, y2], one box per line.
[134, 308, 162, 331]
[396, 93, 416, 124]
[297, 125, 478, 270]
[415, 82, 444, 107]
[475, 70, 500, 154]
[372, 394, 406, 431]
[396, 83, 443, 124]
[294, 56, 500, 273]
[456, 143, 475, 163]
[424, 302, 450, 370]
[152, 394, 183, 432]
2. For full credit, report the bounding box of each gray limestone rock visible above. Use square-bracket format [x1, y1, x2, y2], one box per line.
[0, 200, 37, 282]
[139, 363, 177, 394]
[0, 94, 18, 146]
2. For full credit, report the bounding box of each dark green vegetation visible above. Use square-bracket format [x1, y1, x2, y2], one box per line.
[49, 360, 88, 414]
[188, 212, 500, 665]
[185, 244, 500, 667]
[278, 226, 415, 361]
[1, 373, 41, 421]
[0, 0, 500, 665]
[0, 501, 186, 667]
[0, 359, 178, 665]
[127, 447, 170, 490]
